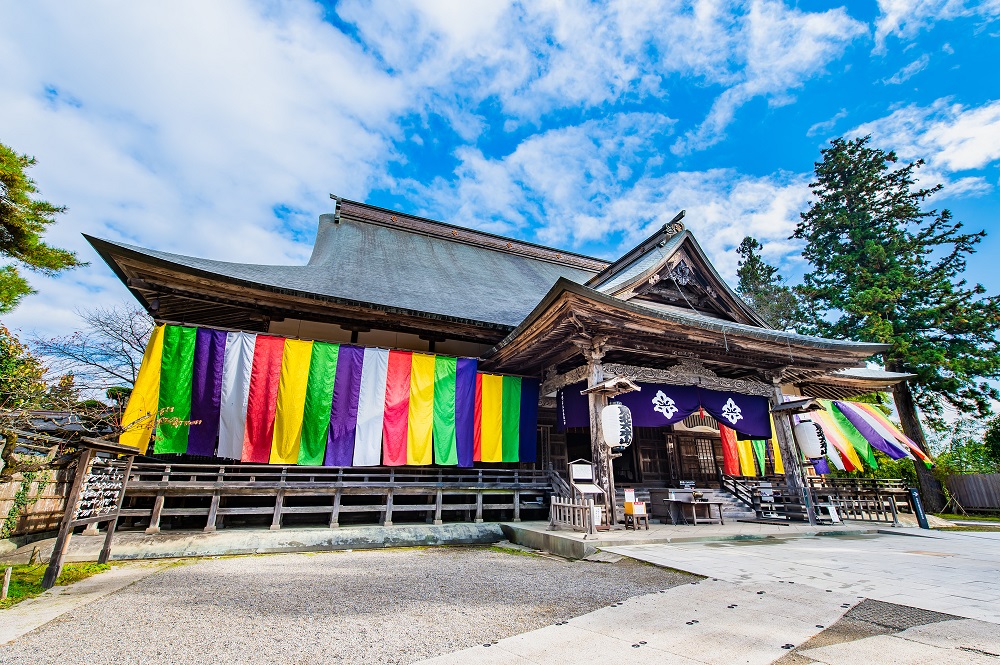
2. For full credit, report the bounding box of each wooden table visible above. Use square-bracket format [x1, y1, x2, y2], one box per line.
[663, 500, 726, 525]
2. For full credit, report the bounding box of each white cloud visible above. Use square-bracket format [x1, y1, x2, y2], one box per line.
[853, 99, 1000, 172]
[874, 0, 1000, 52]
[882, 53, 930, 84]
[673, 1, 865, 153]
[0, 0, 405, 336]
[807, 108, 849, 137]
[339, 0, 866, 150]
[402, 115, 810, 281]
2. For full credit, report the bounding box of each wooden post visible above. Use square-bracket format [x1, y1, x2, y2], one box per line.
[205, 492, 220, 533]
[330, 489, 341, 528]
[146, 492, 165, 535]
[581, 336, 615, 526]
[2, 566, 11, 600]
[474, 490, 484, 523]
[270, 489, 285, 530]
[384, 489, 394, 526]
[433, 489, 443, 525]
[42, 448, 93, 589]
[512, 470, 521, 522]
[98, 455, 134, 565]
[770, 380, 816, 526]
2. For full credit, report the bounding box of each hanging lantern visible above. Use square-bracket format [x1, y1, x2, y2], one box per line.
[793, 421, 825, 459]
[601, 403, 633, 448]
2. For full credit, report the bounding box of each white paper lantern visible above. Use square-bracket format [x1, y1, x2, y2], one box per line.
[601, 403, 633, 448]
[794, 421, 824, 458]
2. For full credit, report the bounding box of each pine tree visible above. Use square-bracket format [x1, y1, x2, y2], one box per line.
[735, 236, 803, 331]
[794, 136, 1000, 510]
[0, 142, 84, 313]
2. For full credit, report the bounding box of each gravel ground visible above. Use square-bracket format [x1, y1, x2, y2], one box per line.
[0, 547, 692, 664]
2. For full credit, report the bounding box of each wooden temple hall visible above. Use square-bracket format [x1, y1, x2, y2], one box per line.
[88, 198, 913, 531]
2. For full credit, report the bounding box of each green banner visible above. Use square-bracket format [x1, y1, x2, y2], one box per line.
[298, 342, 339, 465]
[432, 355, 458, 465]
[501, 376, 522, 462]
[155, 326, 197, 453]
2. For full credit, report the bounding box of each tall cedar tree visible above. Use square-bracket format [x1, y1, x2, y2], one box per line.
[735, 236, 803, 331]
[0, 141, 83, 313]
[794, 136, 1000, 511]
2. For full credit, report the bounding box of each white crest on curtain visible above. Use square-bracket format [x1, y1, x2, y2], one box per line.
[652, 390, 678, 419]
[721, 398, 743, 425]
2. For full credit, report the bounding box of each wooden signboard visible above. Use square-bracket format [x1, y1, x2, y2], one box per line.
[42, 439, 136, 589]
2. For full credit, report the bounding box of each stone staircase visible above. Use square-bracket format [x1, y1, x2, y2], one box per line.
[615, 486, 757, 522]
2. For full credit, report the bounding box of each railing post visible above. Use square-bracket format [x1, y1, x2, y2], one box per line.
[384, 489, 394, 526]
[145, 492, 165, 535]
[330, 489, 341, 528]
[270, 489, 285, 530]
[205, 492, 220, 533]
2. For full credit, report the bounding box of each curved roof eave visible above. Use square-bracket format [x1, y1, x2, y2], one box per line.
[489, 277, 890, 356]
[84, 235, 516, 332]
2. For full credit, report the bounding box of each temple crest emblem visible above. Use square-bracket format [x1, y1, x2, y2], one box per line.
[652, 391, 678, 419]
[721, 398, 743, 425]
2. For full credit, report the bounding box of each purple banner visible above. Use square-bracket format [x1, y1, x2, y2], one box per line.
[326, 345, 364, 466]
[810, 457, 832, 475]
[558, 381, 772, 438]
[833, 401, 908, 460]
[697, 388, 771, 439]
[187, 328, 227, 456]
[519, 377, 540, 463]
[455, 357, 478, 468]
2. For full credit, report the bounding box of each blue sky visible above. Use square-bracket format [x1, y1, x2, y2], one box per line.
[1, 0, 999, 338]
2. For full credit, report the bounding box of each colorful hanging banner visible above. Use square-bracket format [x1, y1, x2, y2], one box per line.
[188, 328, 226, 456]
[299, 342, 339, 465]
[119, 324, 165, 453]
[155, 325, 197, 454]
[270, 339, 313, 464]
[218, 332, 256, 459]
[120, 325, 538, 467]
[242, 335, 285, 463]
[719, 424, 740, 476]
[382, 350, 412, 466]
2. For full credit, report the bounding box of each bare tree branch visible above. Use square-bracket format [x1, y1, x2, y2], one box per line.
[31, 304, 153, 392]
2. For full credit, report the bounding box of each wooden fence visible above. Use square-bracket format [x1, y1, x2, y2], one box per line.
[946, 474, 1000, 511]
[0, 467, 73, 538]
[120, 463, 552, 532]
[549, 496, 595, 534]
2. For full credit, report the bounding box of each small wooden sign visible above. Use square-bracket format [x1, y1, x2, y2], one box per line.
[42, 439, 136, 589]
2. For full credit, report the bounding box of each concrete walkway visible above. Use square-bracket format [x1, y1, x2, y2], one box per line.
[419, 577, 860, 664]
[606, 529, 1000, 622]
[505, 520, 881, 559]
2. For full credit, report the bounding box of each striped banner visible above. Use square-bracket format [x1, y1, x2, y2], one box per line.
[120, 325, 538, 467]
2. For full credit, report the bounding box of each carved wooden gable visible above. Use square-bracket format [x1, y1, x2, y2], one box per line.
[601, 233, 767, 327]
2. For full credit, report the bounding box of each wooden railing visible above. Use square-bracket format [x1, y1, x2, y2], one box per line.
[549, 496, 595, 535]
[119, 463, 552, 533]
[547, 468, 573, 499]
[719, 474, 911, 524]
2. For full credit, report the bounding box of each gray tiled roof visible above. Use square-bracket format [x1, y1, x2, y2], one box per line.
[94, 215, 598, 327]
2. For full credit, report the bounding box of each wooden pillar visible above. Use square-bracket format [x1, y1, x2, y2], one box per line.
[384, 489, 394, 526]
[433, 489, 443, 525]
[205, 492, 220, 533]
[474, 491, 484, 523]
[329, 489, 342, 528]
[270, 489, 285, 530]
[770, 380, 816, 525]
[145, 492, 165, 535]
[581, 336, 615, 526]
[42, 448, 93, 589]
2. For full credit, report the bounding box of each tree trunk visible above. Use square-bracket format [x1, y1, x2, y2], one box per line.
[889, 373, 945, 512]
